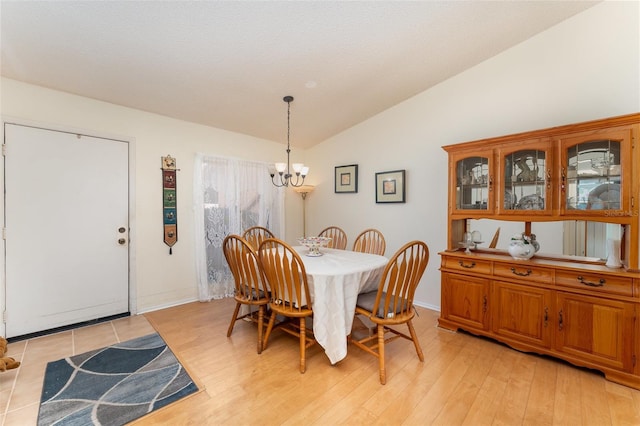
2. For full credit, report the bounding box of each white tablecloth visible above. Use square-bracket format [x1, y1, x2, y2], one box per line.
[294, 246, 388, 364]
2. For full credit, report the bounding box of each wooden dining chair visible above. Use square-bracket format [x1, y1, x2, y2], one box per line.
[350, 240, 429, 384]
[258, 238, 316, 373]
[352, 228, 386, 256]
[222, 234, 270, 354]
[242, 226, 275, 250]
[318, 226, 347, 250]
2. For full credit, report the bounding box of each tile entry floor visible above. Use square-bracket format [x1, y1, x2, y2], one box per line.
[0, 314, 156, 425]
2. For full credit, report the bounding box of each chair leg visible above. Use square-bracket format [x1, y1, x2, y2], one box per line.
[407, 320, 424, 362]
[227, 302, 242, 337]
[262, 311, 277, 350]
[257, 305, 264, 354]
[377, 324, 386, 385]
[299, 317, 307, 374]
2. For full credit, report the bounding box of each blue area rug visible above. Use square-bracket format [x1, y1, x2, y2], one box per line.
[37, 333, 198, 426]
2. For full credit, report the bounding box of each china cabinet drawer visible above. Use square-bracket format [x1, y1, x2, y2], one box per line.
[442, 257, 492, 275]
[494, 262, 553, 284]
[556, 271, 632, 296]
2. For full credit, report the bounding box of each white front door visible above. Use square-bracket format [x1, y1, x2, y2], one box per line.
[3, 124, 129, 338]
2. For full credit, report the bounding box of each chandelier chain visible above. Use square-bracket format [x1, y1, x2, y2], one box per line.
[287, 99, 291, 153]
[270, 95, 307, 187]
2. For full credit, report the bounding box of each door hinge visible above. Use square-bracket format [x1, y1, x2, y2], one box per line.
[2, 144, 6, 156]
[2, 311, 6, 324]
[2, 228, 5, 240]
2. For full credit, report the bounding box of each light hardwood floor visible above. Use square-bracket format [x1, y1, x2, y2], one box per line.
[2, 298, 639, 425]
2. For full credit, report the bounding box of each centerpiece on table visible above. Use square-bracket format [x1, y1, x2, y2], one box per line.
[508, 232, 540, 260]
[298, 236, 332, 257]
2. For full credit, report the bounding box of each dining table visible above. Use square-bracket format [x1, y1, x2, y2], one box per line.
[293, 245, 388, 364]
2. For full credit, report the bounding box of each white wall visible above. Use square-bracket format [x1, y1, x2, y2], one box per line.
[0, 78, 306, 316]
[303, 1, 640, 310]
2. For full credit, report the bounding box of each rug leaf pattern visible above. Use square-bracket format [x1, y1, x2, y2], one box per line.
[38, 333, 197, 426]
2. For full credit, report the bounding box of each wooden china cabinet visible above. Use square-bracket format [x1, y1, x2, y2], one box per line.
[439, 113, 640, 390]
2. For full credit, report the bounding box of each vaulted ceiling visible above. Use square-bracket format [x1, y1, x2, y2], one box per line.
[0, 1, 599, 148]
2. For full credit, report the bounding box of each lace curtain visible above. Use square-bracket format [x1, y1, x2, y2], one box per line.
[194, 154, 284, 301]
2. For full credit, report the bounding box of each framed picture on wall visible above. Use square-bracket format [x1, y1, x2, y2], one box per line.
[335, 164, 358, 193]
[375, 169, 406, 203]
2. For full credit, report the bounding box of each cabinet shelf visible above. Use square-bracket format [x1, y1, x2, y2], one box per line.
[505, 179, 546, 186]
[457, 183, 488, 189]
[459, 203, 488, 210]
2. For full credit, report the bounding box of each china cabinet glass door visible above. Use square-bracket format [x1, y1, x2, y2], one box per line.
[560, 129, 630, 216]
[500, 146, 551, 215]
[452, 153, 492, 214]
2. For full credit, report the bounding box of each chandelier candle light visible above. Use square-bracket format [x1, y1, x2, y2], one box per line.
[270, 96, 309, 187]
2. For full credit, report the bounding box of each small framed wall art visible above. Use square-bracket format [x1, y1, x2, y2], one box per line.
[335, 164, 358, 193]
[375, 169, 406, 203]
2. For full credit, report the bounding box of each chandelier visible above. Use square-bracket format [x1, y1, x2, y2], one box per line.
[270, 96, 308, 187]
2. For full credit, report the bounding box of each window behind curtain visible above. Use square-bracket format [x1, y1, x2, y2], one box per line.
[194, 154, 284, 301]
